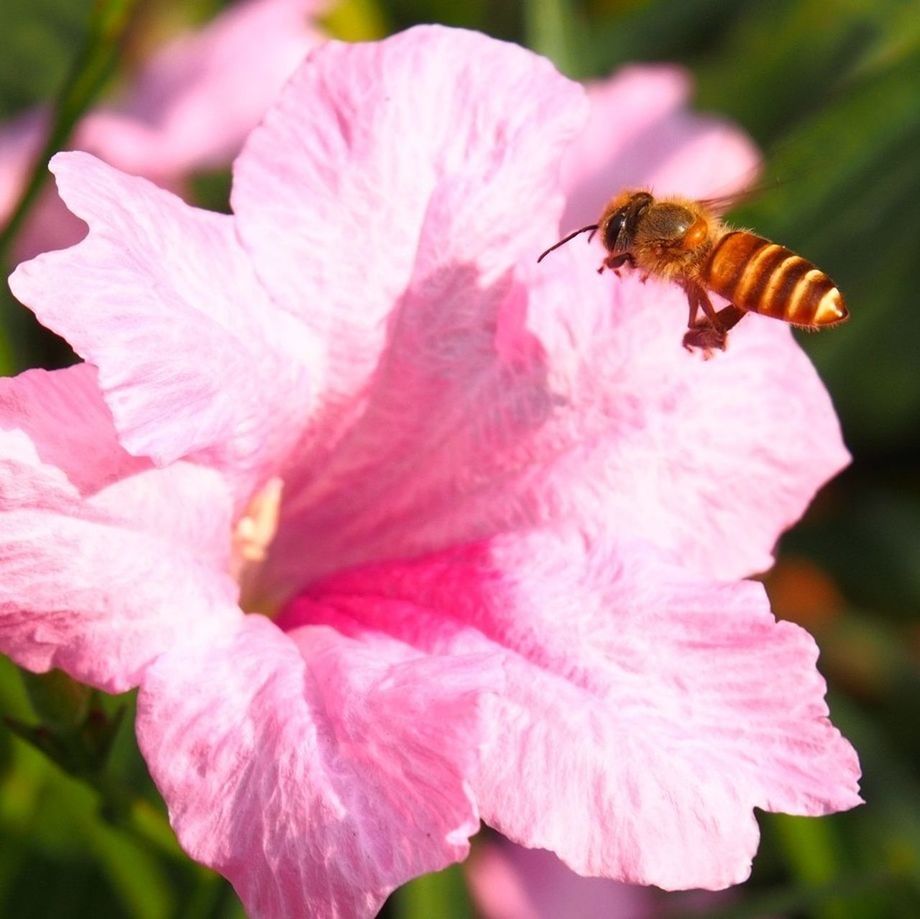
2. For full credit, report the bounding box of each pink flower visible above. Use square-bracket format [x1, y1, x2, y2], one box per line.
[467, 837, 745, 919]
[560, 64, 760, 228]
[3, 26, 860, 919]
[468, 839, 661, 919]
[0, 0, 325, 262]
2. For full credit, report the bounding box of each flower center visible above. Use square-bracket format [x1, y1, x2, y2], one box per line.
[231, 477, 283, 609]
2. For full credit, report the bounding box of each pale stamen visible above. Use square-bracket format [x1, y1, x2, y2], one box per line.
[232, 477, 284, 582]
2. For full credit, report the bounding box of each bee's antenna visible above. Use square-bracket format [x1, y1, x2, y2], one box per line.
[537, 224, 599, 263]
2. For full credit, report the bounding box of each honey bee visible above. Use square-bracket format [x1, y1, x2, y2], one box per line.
[538, 189, 848, 354]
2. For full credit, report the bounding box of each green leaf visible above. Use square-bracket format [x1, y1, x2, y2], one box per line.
[20, 669, 93, 730]
[387, 863, 473, 919]
[0, 0, 95, 117]
[585, 0, 748, 74]
[523, 0, 588, 76]
[321, 0, 390, 40]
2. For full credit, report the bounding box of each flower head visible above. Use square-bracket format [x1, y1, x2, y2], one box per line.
[3, 26, 859, 918]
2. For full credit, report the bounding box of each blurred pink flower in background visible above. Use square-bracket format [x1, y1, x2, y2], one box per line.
[467, 837, 749, 919]
[0, 0, 325, 262]
[468, 840, 660, 919]
[560, 63, 759, 227]
[2, 23, 860, 919]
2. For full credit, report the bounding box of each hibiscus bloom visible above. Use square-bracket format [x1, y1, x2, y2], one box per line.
[467, 837, 741, 919]
[0, 0, 325, 262]
[3, 25, 860, 919]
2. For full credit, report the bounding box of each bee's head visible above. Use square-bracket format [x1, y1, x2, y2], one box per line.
[536, 189, 655, 264]
[598, 190, 654, 254]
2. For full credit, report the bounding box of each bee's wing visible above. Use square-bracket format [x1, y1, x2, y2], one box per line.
[695, 175, 789, 215]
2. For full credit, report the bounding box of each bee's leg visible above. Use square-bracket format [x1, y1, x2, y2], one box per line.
[691, 284, 722, 327]
[684, 283, 702, 328]
[711, 305, 746, 333]
[683, 281, 724, 327]
[682, 285, 736, 355]
[683, 324, 727, 356]
[683, 304, 747, 356]
[598, 252, 635, 275]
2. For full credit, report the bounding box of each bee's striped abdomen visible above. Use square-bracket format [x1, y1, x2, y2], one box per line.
[702, 231, 848, 327]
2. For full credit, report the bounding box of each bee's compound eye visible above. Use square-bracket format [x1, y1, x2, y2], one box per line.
[604, 210, 627, 252]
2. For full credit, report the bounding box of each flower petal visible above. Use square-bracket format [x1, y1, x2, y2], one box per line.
[232, 25, 587, 411]
[8, 152, 314, 503]
[560, 64, 760, 228]
[137, 613, 499, 919]
[0, 365, 240, 691]
[257, 258, 556, 596]
[259, 231, 846, 599]
[284, 530, 861, 891]
[521, 243, 850, 580]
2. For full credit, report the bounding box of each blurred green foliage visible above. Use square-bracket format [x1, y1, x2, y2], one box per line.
[0, 0, 95, 118]
[1, 0, 919, 917]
